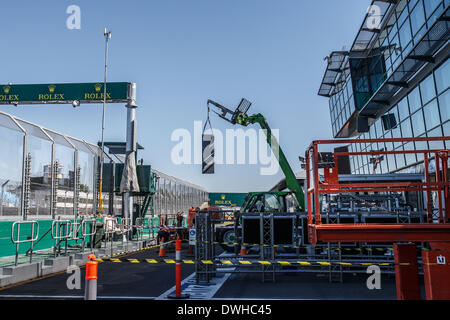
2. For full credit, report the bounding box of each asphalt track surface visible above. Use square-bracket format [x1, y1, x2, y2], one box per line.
[0, 243, 426, 300]
[0, 243, 195, 300]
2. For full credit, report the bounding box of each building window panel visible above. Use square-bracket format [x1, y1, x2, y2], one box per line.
[420, 73, 437, 105]
[427, 126, 445, 149]
[404, 142, 417, 165]
[438, 89, 450, 122]
[392, 125, 402, 149]
[423, 99, 441, 131]
[397, 96, 410, 122]
[408, 86, 422, 113]
[411, 110, 426, 136]
[395, 147, 406, 170]
[410, 0, 426, 36]
[443, 121, 450, 148]
[424, 0, 443, 19]
[435, 58, 450, 94]
[400, 118, 413, 138]
[387, 153, 397, 172]
[415, 138, 428, 162]
[398, 18, 412, 54]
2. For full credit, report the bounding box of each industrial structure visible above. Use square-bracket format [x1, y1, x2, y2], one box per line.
[0, 0, 448, 303]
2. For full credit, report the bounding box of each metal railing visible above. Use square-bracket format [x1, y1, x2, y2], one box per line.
[11, 220, 39, 266]
[81, 219, 97, 252]
[51, 218, 73, 257]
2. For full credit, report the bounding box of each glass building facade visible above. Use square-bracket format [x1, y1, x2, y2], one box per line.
[319, 0, 449, 174]
[152, 169, 209, 218]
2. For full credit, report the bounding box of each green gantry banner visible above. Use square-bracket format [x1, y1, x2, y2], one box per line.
[209, 193, 248, 207]
[0, 82, 130, 105]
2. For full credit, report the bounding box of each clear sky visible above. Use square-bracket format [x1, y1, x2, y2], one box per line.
[0, 0, 370, 193]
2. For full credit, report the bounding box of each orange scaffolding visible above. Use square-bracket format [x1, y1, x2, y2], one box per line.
[305, 136, 450, 300]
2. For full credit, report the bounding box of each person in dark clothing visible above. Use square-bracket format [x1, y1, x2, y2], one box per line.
[157, 226, 170, 244]
[176, 211, 184, 227]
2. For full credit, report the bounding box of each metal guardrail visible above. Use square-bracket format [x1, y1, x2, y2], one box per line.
[51, 219, 73, 257]
[81, 219, 97, 252]
[11, 220, 39, 266]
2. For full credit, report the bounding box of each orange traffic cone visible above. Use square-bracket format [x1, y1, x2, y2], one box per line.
[240, 246, 247, 256]
[159, 237, 167, 257]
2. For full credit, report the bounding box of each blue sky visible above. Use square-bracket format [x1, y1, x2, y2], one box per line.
[0, 0, 370, 192]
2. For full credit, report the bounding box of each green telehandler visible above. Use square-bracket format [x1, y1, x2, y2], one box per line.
[206, 98, 306, 252]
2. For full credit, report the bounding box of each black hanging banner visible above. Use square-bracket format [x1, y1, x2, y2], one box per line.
[202, 133, 215, 174]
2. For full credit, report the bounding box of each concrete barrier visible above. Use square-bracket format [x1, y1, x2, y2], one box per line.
[0, 240, 149, 288]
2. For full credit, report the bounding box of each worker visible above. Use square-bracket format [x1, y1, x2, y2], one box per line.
[188, 207, 196, 229]
[157, 225, 170, 244]
[176, 211, 184, 227]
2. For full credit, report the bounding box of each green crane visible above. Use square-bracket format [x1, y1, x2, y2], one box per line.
[206, 98, 305, 211]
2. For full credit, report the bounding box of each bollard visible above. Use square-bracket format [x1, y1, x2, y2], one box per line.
[84, 254, 98, 300]
[159, 237, 167, 257]
[168, 239, 189, 299]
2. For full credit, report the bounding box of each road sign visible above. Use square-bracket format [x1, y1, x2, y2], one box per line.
[437, 255, 446, 265]
[189, 229, 196, 245]
[0, 82, 130, 105]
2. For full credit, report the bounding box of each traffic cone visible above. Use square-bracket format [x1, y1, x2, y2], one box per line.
[85, 254, 98, 300]
[188, 245, 194, 257]
[159, 237, 167, 257]
[240, 246, 247, 256]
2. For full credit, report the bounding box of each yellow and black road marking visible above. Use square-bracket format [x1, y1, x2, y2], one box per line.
[93, 257, 411, 267]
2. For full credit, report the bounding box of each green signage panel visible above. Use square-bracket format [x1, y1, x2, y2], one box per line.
[0, 82, 130, 105]
[209, 193, 248, 207]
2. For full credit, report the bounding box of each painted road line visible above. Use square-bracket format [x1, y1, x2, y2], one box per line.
[155, 270, 233, 300]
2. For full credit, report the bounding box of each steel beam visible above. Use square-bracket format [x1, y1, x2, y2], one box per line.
[309, 224, 450, 245]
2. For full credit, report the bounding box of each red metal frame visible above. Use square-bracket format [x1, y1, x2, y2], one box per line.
[306, 136, 450, 244]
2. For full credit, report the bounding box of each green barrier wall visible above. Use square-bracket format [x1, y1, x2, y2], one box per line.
[0, 219, 96, 258]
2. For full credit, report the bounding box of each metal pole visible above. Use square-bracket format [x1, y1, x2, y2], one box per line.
[98, 28, 111, 218]
[124, 83, 137, 241]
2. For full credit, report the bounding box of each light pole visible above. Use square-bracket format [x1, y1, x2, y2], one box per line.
[98, 28, 111, 218]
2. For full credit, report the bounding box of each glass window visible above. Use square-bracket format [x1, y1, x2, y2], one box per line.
[392, 125, 402, 148]
[410, 0, 425, 36]
[415, 137, 428, 162]
[427, 126, 445, 149]
[396, 0, 409, 24]
[398, 19, 412, 52]
[435, 58, 450, 94]
[409, 0, 420, 8]
[395, 146, 406, 169]
[443, 122, 450, 148]
[408, 87, 422, 113]
[404, 142, 417, 165]
[423, 99, 441, 131]
[401, 119, 413, 137]
[420, 73, 437, 104]
[397, 97, 410, 121]
[438, 89, 450, 121]
[264, 194, 284, 212]
[387, 153, 397, 172]
[411, 110, 426, 136]
[424, 0, 442, 18]
[375, 119, 383, 137]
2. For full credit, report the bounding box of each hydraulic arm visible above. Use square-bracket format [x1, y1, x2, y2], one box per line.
[207, 98, 305, 210]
